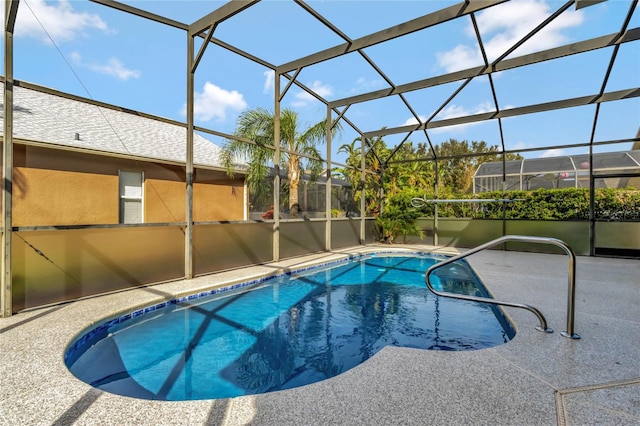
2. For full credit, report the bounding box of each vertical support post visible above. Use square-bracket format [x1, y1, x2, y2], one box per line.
[588, 144, 595, 256]
[273, 73, 281, 262]
[519, 158, 524, 190]
[243, 180, 249, 221]
[501, 155, 507, 239]
[360, 134, 366, 244]
[185, 32, 194, 279]
[2, 0, 18, 317]
[325, 106, 332, 251]
[379, 164, 385, 243]
[433, 161, 439, 246]
[379, 164, 384, 215]
[561, 248, 579, 339]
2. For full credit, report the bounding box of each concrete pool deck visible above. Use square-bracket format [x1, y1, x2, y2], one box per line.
[1, 245, 639, 425]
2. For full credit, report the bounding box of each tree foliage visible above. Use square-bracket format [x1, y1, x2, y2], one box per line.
[336, 137, 519, 241]
[434, 139, 522, 193]
[222, 107, 341, 217]
[336, 136, 387, 217]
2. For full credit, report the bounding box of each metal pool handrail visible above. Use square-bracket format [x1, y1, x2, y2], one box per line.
[425, 235, 580, 339]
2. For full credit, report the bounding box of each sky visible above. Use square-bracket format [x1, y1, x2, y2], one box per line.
[3, 0, 639, 164]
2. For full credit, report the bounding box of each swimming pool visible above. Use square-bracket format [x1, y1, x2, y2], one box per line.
[65, 253, 515, 401]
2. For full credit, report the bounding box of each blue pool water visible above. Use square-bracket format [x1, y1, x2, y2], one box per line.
[65, 254, 514, 401]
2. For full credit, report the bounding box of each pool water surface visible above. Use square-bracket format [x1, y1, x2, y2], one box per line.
[65, 254, 515, 400]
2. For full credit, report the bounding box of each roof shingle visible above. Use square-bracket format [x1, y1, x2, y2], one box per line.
[1, 85, 226, 169]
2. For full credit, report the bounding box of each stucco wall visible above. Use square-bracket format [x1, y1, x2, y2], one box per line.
[194, 181, 244, 221]
[144, 179, 185, 223]
[9, 144, 245, 226]
[13, 167, 118, 226]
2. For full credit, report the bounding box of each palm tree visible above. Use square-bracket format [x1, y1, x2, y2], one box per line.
[337, 136, 388, 217]
[222, 107, 341, 218]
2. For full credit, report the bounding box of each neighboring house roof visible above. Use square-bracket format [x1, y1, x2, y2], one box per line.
[475, 150, 640, 177]
[1, 84, 230, 170]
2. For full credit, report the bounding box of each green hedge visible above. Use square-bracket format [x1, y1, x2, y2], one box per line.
[594, 188, 640, 221]
[419, 188, 640, 220]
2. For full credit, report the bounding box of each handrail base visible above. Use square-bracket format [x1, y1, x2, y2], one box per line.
[536, 326, 554, 333]
[561, 331, 581, 339]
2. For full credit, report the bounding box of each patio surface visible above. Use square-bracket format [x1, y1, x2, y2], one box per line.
[1, 244, 639, 425]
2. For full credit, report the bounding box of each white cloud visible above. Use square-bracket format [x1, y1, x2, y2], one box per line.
[436, 44, 482, 74]
[263, 70, 275, 94]
[436, 101, 494, 120]
[511, 140, 529, 151]
[291, 81, 333, 107]
[13, 0, 110, 44]
[308, 81, 333, 98]
[71, 52, 140, 81]
[403, 115, 427, 126]
[182, 82, 248, 122]
[354, 77, 386, 92]
[437, 104, 472, 120]
[92, 57, 141, 80]
[436, 0, 584, 73]
[539, 148, 565, 158]
[427, 101, 495, 133]
[402, 101, 495, 130]
[69, 51, 82, 64]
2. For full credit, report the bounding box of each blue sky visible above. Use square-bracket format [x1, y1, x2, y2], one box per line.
[3, 0, 639, 163]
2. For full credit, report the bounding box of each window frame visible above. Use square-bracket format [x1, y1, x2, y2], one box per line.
[118, 169, 144, 224]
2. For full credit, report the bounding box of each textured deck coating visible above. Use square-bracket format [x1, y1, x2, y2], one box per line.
[1, 245, 638, 425]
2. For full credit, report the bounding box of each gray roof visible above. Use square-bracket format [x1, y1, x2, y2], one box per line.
[1, 84, 227, 169]
[475, 150, 640, 177]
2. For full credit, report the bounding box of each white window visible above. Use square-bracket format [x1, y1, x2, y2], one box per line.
[119, 170, 143, 224]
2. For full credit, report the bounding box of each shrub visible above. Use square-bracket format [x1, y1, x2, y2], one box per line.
[417, 188, 639, 220]
[377, 188, 424, 243]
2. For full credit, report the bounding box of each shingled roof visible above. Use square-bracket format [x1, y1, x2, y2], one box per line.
[1, 84, 229, 170]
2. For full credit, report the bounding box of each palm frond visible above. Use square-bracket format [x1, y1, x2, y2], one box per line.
[221, 106, 344, 210]
[280, 109, 299, 149]
[300, 116, 342, 149]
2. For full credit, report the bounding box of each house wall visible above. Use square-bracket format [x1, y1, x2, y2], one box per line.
[194, 169, 245, 222]
[144, 179, 185, 223]
[14, 166, 118, 226]
[10, 144, 244, 226]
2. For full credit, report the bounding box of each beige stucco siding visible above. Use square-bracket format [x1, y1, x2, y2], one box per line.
[145, 180, 245, 223]
[194, 181, 244, 221]
[144, 179, 185, 222]
[8, 144, 245, 226]
[13, 167, 118, 226]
